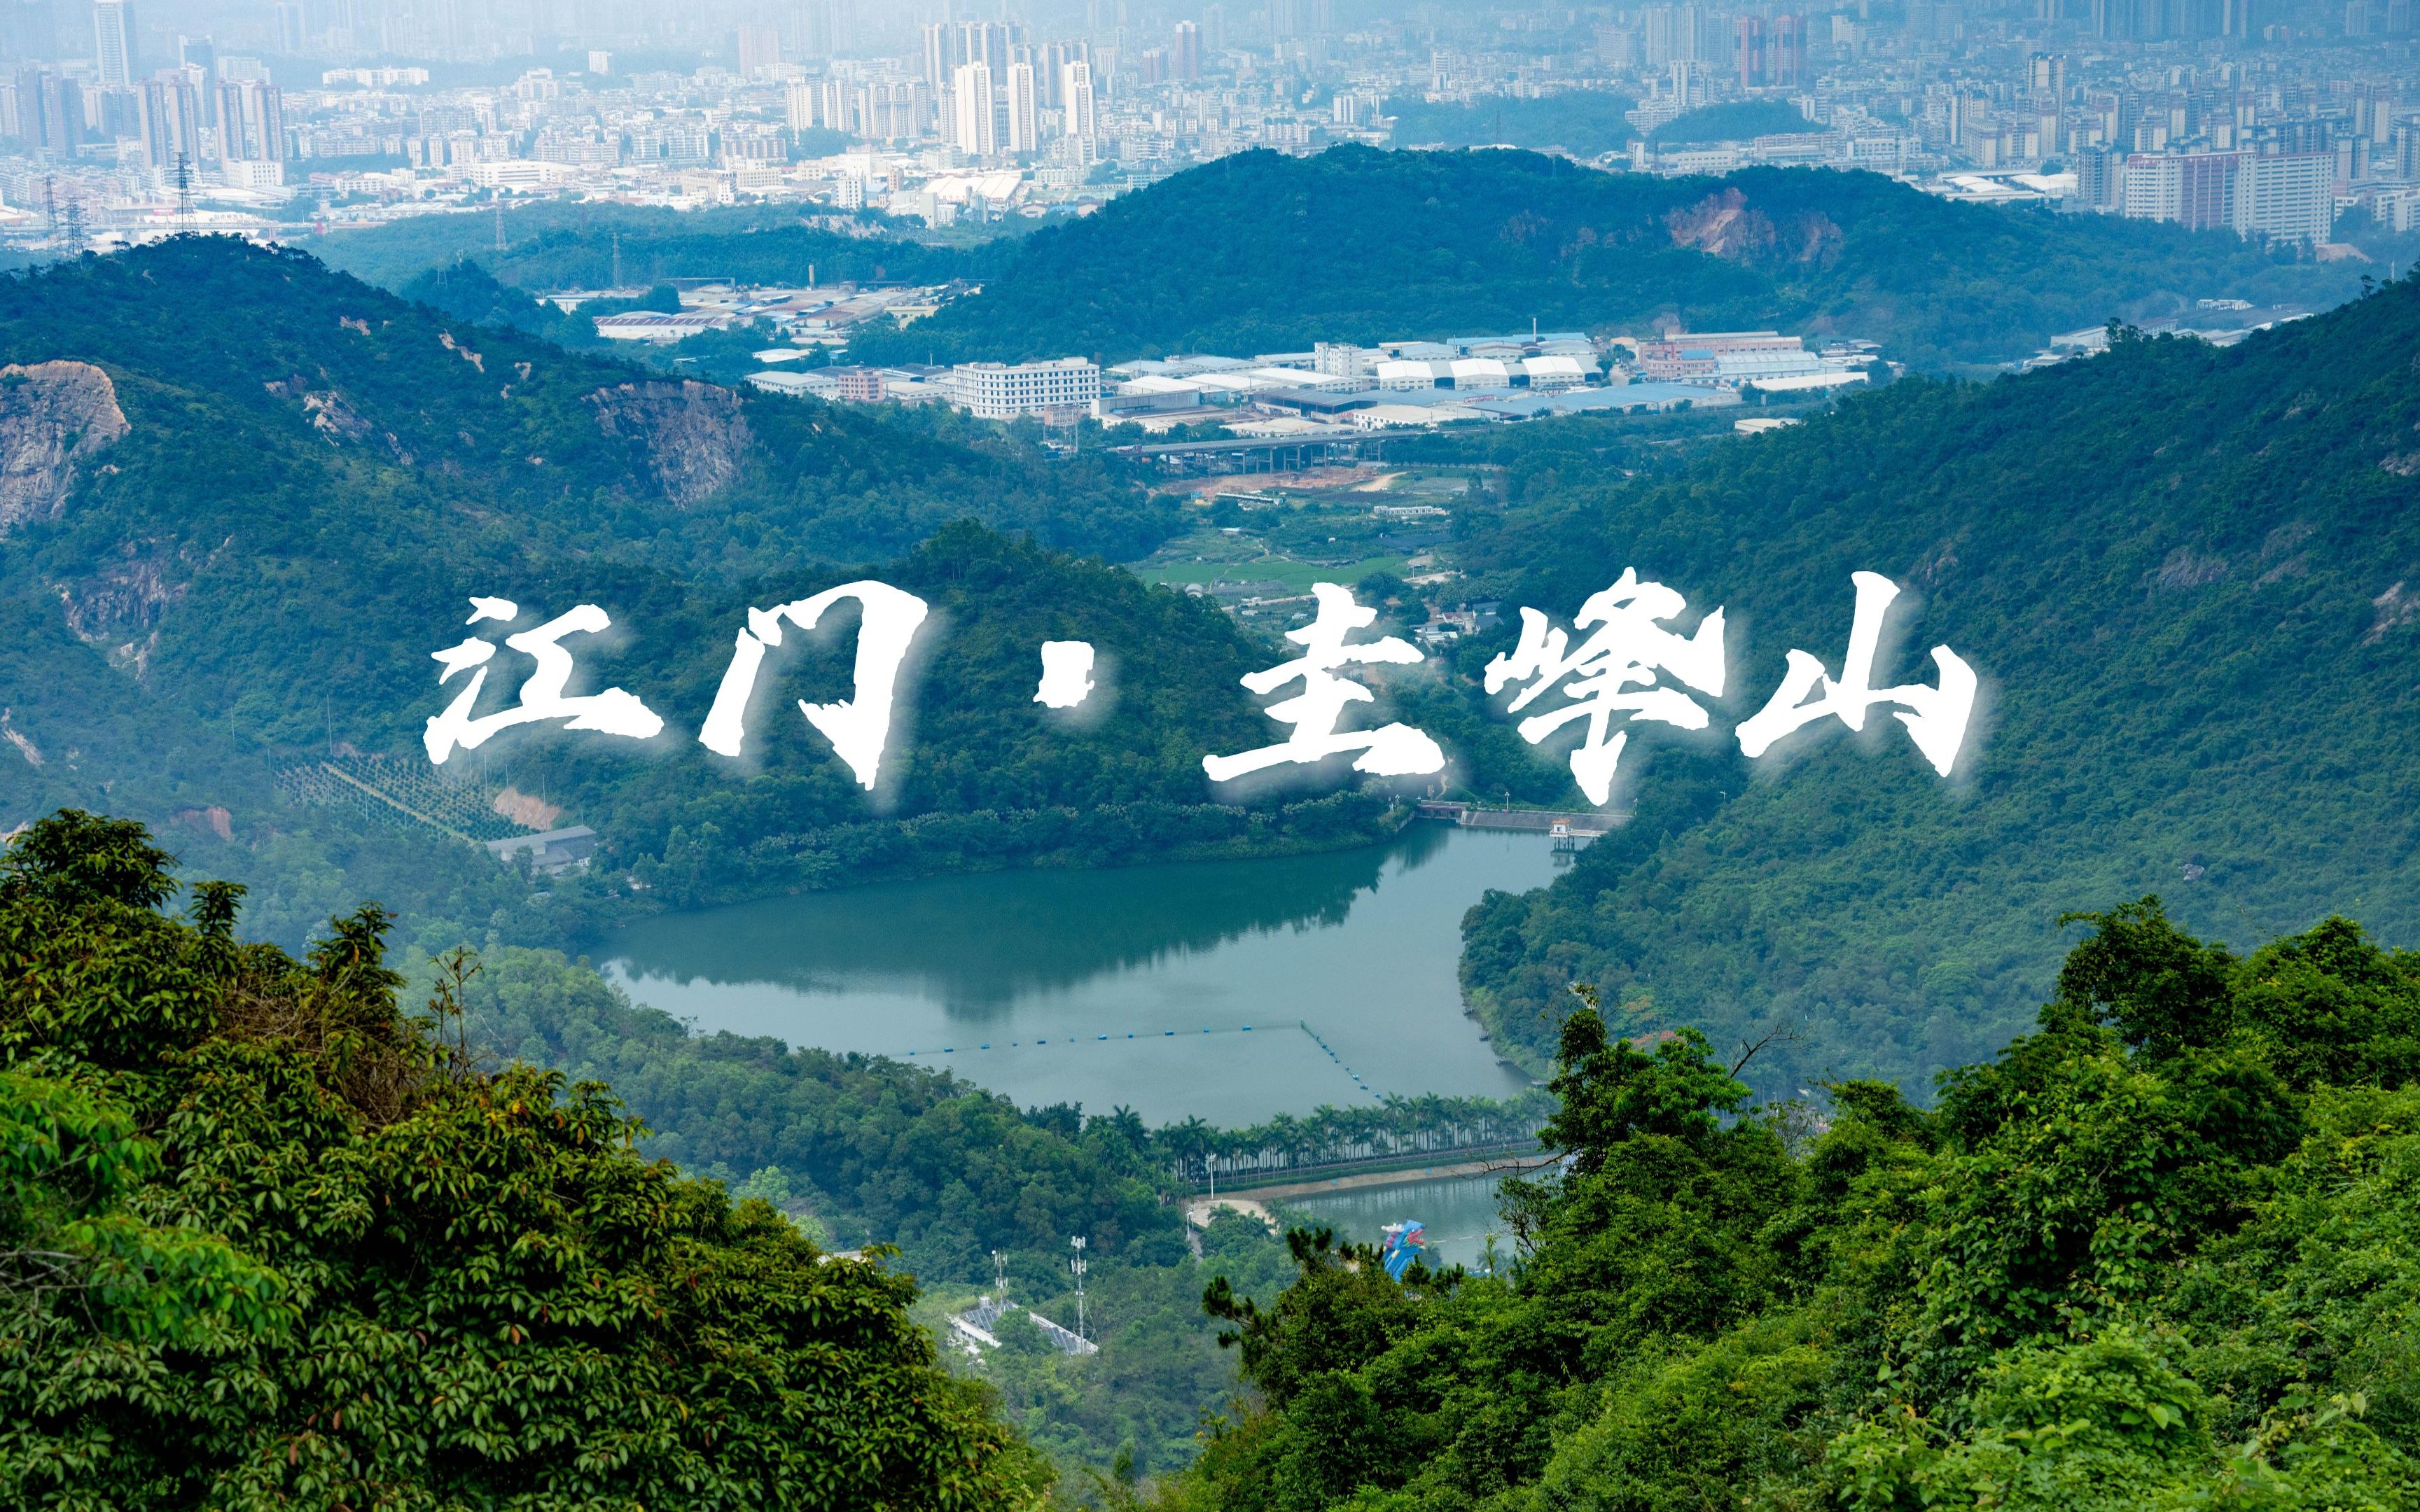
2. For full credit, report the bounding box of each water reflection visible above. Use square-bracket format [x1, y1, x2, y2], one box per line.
[1284, 1172, 1510, 1274]
[611, 820, 1454, 1014]
[604, 824, 1554, 1124]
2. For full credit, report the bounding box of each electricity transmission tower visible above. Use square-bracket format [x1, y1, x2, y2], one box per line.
[1068, 1235, 1088, 1340]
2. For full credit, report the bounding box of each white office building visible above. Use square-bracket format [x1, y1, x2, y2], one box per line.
[951, 61, 996, 156]
[2234, 153, 2334, 244]
[1060, 59, 1095, 147]
[947, 358, 1101, 419]
[2120, 150, 2335, 245]
[1006, 61, 1039, 154]
[94, 0, 136, 88]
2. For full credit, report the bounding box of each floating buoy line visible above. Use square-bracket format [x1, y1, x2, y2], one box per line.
[900, 1018, 1386, 1098]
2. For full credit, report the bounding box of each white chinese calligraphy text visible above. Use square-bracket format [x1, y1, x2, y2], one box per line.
[1483, 569, 1726, 806]
[698, 580, 931, 789]
[422, 601, 665, 764]
[1202, 583, 1445, 783]
[1034, 640, 1097, 709]
[1735, 571, 1976, 776]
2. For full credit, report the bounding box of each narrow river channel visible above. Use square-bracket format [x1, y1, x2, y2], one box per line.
[604, 822, 1561, 1125]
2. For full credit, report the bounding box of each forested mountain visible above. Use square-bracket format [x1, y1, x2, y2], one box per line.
[1439, 274, 2420, 1098]
[1167, 906, 2420, 1510]
[0, 239, 1164, 567]
[1650, 98, 1815, 144]
[0, 240, 1386, 955]
[1384, 92, 1638, 155]
[308, 197, 985, 293]
[849, 147, 2363, 370]
[7, 220, 2420, 1508]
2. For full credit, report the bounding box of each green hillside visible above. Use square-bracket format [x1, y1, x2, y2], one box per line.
[1442, 280, 2420, 1098]
[0, 240, 1169, 566]
[0, 241, 1386, 955]
[8, 223, 2420, 1509]
[306, 197, 986, 293]
[848, 146, 2362, 370]
[1651, 98, 1818, 144]
[1385, 92, 1639, 154]
[1168, 908, 2420, 1510]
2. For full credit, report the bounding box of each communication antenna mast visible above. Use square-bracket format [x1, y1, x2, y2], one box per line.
[1067, 1236, 1088, 1340]
[991, 1249, 1008, 1298]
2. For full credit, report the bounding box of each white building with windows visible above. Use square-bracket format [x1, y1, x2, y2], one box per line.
[946, 357, 1101, 419]
[1006, 62, 1040, 154]
[951, 61, 996, 156]
[2119, 150, 2334, 245]
[2234, 153, 2333, 244]
[94, 0, 135, 87]
[1060, 59, 1095, 148]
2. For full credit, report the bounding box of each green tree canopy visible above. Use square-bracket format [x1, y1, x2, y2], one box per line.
[0, 810, 1038, 1510]
[1171, 902, 2420, 1510]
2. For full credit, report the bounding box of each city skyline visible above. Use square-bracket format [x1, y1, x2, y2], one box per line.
[0, 0, 2415, 259]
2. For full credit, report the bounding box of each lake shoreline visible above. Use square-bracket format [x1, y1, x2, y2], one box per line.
[603, 825, 1562, 1125]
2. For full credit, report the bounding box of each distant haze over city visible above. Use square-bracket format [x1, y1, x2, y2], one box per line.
[1, 0, 2413, 253]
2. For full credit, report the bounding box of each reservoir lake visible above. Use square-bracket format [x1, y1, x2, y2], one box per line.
[604, 823, 1559, 1126]
[1286, 1172, 1513, 1274]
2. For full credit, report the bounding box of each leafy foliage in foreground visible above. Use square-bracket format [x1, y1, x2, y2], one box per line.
[1166, 903, 2420, 1511]
[436, 941, 1548, 1483]
[1448, 274, 2420, 1097]
[0, 811, 1038, 1509]
[849, 146, 2358, 370]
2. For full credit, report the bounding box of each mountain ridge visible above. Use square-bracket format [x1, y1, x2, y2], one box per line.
[1445, 278, 2420, 1094]
[0, 241, 1356, 953]
[848, 146, 2365, 370]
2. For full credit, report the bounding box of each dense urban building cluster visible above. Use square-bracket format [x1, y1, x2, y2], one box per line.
[0, 0, 2409, 255]
[729, 308, 1872, 436]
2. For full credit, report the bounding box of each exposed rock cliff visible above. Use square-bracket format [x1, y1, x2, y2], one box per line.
[585, 379, 753, 506]
[0, 360, 130, 536]
[57, 538, 189, 677]
[1665, 187, 1842, 267]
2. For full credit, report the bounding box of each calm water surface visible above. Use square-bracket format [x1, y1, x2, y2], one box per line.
[604, 824, 1558, 1124]
[1284, 1172, 1512, 1274]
